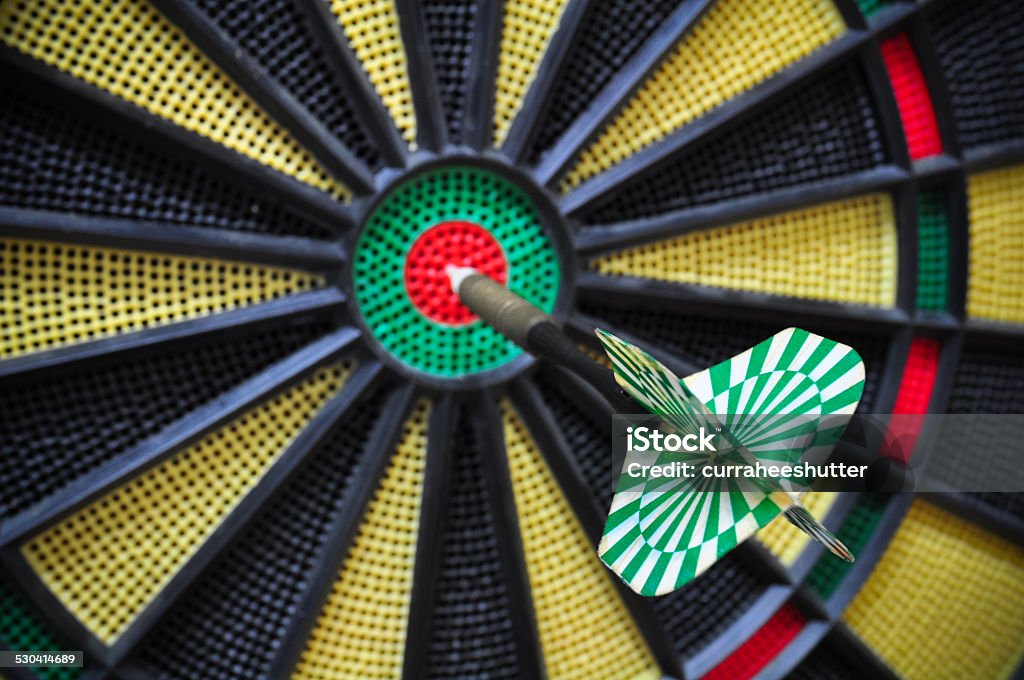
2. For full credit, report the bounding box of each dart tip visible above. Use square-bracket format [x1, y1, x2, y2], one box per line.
[446, 265, 479, 295]
[784, 505, 855, 563]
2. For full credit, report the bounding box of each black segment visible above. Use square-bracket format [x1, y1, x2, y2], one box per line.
[525, 0, 685, 165]
[788, 639, 861, 680]
[946, 345, 1024, 415]
[924, 0, 1024, 153]
[132, 389, 386, 680]
[942, 344, 1024, 522]
[961, 492, 1024, 523]
[531, 367, 615, 510]
[0, 72, 331, 239]
[421, 0, 476, 145]
[578, 302, 888, 412]
[651, 551, 770, 658]
[0, 319, 331, 521]
[580, 61, 887, 224]
[181, 0, 383, 169]
[425, 404, 520, 679]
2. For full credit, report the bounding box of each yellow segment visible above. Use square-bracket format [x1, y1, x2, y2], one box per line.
[22, 363, 353, 644]
[589, 194, 898, 306]
[756, 491, 837, 565]
[293, 400, 430, 680]
[0, 0, 349, 199]
[845, 500, 1024, 680]
[501, 401, 660, 680]
[966, 165, 1024, 324]
[328, 0, 416, 148]
[0, 238, 323, 359]
[562, 0, 846, 190]
[493, 0, 572, 147]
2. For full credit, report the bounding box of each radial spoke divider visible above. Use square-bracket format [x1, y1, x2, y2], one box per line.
[393, 0, 448, 152]
[104, 360, 387, 667]
[470, 393, 546, 678]
[461, 0, 504, 150]
[264, 382, 417, 679]
[400, 393, 455, 680]
[964, 320, 1024, 341]
[0, 208, 347, 270]
[575, 275, 911, 333]
[149, 0, 376, 195]
[0, 327, 362, 550]
[543, 361, 619, 434]
[573, 166, 911, 254]
[789, 570, 832, 623]
[508, 377, 685, 679]
[531, 0, 715, 186]
[291, 0, 409, 167]
[498, 0, 594, 163]
[963, 141, 1024, 173]
[559, 29, 873, 216]
[925, 493, 1024, 548]
[0, 288, 347, 382]
[0, 47, 355, 231]
[912, 153, 964, 180]
[506, 379, 605, 546]
[547, 1, 924, 208]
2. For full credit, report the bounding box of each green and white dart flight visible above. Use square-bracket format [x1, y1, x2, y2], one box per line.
[596, 327, 864, 596]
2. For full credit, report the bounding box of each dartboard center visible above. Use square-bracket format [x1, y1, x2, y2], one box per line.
[404, 220, 508, 326]
[352, 164, 563, 383]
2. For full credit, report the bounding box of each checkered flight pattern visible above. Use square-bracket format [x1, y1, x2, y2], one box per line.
[597, 327, 865, 596]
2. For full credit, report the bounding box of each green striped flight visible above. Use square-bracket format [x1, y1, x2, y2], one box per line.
[596, 327, 864, 596]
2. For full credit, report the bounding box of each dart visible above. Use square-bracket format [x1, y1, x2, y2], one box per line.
[450, 267, 857, 597]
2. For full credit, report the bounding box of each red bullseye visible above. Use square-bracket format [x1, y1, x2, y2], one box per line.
[404, 221, 507, 325]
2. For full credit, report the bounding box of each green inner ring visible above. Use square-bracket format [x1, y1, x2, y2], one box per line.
[353, 166, 560, 378]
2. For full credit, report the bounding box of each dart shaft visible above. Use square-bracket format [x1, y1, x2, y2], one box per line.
[457, 272, 555, 349]
[455, 272, 638, 414]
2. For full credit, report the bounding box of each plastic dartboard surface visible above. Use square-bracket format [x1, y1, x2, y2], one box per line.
[0, 0, 1022, 678]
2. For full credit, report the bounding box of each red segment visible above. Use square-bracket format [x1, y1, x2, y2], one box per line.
[404, 221, 507, 325]
[885, 337, 941, 462]
[881, 34, 943, 160]
[703, 604, 806, 680]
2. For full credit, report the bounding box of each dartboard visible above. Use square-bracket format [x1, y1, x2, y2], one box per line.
[0, 0, 1022, 678]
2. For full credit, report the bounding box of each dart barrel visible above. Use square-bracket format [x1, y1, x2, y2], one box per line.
[0, 0, 1022, 679]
